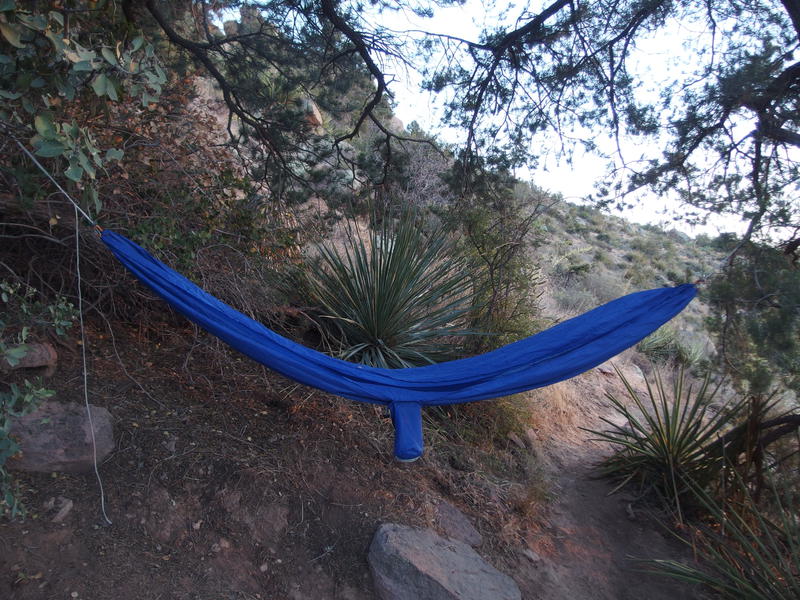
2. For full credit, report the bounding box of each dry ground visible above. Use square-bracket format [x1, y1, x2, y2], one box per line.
[1, 322, 706, 599]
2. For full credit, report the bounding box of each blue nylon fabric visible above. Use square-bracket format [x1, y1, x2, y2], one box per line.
[101, 230, 697, 458]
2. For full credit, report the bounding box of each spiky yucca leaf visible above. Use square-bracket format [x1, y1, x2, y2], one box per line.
[307, 214, 478, 368]
[587, 368, 746, 518]
[647, 477, 800, 600]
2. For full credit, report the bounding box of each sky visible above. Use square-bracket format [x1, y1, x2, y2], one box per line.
[368, 1, 750, 238]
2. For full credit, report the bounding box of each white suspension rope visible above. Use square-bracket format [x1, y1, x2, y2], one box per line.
[74, 205, 112, 526]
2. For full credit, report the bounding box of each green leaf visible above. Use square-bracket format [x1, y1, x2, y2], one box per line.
[44, 30, 65, 52]
[33, 139, 66, 157]
[141, 92, 158, 106]
[105, 148, 124, 161]
[0, 1, 16, 12]
[91, 73, 108, 97]
[0, 90, 22, 100]
[71, 60, 95, 72]
[105, 77, 118, 101]
[84, 186, 100, 214]
[48, 10, 64, 25]
[0, 23, 25, 48]
[64, 164, 83, 182]
[2, 344, 27, 367]
[34, 112, 57, 139]
[131, 36, 144, 52]
[17, 14, 47, 32]
[100, 47, 117, 66]
[65, 121, 79, 138]
[77, 151, 95, 179]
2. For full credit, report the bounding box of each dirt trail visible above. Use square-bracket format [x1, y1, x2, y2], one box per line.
[510, 367, 705, 600]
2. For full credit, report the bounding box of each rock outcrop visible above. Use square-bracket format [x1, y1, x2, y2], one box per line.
[368, 523, 520, 600]
[7, 401, 114, 473]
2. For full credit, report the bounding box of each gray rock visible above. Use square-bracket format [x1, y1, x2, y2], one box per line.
[7, 401, 113, 473]
[435, 501, 482, 547]
[1, 342, 57, 375]
[368, 523, 520, 600]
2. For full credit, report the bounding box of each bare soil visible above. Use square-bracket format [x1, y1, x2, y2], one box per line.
[1, 323, 707, 599]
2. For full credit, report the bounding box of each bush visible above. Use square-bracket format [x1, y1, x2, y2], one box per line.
[649, 477, 800, 600]
[637, 325, 706, 368]
[305, 212, 478, 368]
[587, 368, 746, 519]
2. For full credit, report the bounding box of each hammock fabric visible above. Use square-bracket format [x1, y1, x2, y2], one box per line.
[101, 230, 697, 460]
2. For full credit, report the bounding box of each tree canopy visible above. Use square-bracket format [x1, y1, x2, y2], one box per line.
[2, 0, 798, 249]
[1, 0, 798, 391]
[119, 0, 800, 250]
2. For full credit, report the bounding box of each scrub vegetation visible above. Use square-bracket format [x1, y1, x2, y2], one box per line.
[0, 2, 798, 599]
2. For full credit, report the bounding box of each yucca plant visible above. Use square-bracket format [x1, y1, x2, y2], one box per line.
[647, 476, 800, 600]
[637, 325, 705, 367]
[306, 212, 478, 368]
[587, 368, 746, 519]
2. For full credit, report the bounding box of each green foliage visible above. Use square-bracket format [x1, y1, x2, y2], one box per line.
[441, 164, 548, 348]
[305, 211, 477, 368]
[706, 240, 800, 394]
[648, 478, 800, 600]
[637, 325, 707, 368]
[0, 280, 72, 519]
[588, 368, 746, 519]
[0, 2, 164, 213]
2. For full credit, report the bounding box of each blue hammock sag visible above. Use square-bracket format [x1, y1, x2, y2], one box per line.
[101, 230, 697, 461]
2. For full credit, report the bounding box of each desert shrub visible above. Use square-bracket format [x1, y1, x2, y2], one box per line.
[552, 286, 598, 316]
[439, 171, 549, 349]
[581, 268, 629, 304]
[592, 249, 613, 267]
[649, 477, 800, 600]
[305, 211, 478, 368]
[587, 368, 747, 519]
[637, 325, 707, 368]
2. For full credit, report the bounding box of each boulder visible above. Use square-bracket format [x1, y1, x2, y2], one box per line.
[7, 401, 114, 473]
[1, 342, 57, 375]
[368, 523, 520, 600]
[434, 501, 482, 547]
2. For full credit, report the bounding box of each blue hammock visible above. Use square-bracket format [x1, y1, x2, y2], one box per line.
[101, 230, 696, 460]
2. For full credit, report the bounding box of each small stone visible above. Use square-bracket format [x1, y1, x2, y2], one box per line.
[507, 432, 525, 449]
[192, 520, 203, 530]
[259, 563, 269, 573]
[219, 538, 231, 549]
[211, 543, 221, 553]
[70, 593, 78, 598]
[1, 342, 57, 374]
[522, 549, 542, 563]
[51, 497, 74, 523]
[524, 428, 538, 448]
